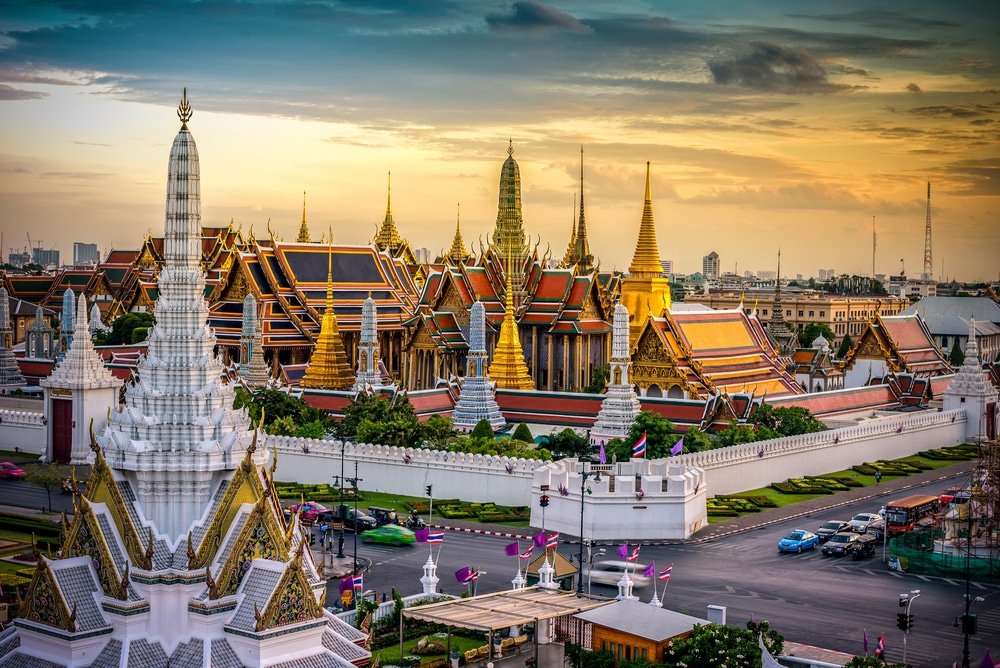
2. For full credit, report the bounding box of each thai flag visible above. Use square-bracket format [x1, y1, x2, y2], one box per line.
[462, 568, 480, 584]
[626, 545, 640, 562]
[519, 546, 533, 560]
[658, 564, 673, 581]
[352, 575, 363, 591]
[546, 533, 559, 549]
[632, 432, 647, 457]
[875, 633, 885, 657]
[426, 531, 444, 544]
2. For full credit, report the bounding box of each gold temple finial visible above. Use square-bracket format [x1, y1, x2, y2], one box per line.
[386, 171, 392, 216]
[628, 161, 663, 277]
[300, 226, 354, 389]
[177, 88, 193, 130]
[507, 137, 513, 157]
[445, 202, 471, 265]
[297, 191, 311, 243]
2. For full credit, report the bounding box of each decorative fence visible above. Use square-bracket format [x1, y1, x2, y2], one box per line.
[673, 409, 967, 496]
[334, 593, 455, 627]
[270, 436, 537, 506]
[0, 408, 46, 456]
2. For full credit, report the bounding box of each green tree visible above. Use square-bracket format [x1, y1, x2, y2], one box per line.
[605, 411, 677, 461]
[749, 405, 826, 436]
[836, 333, 854, 359]
[540, 428, 590, 459]
[511, 423, 534, 443]
[295, 420, 328, 439]
[95, 312, 155, 346]
[416, 415, 455, 446]
[949, 338, 965, 367]
[266, 415, 298, 436]
[680, 428, 714, 452]
[234, 387, 334, 434]
[797, 322, 836, 347]
[583, 364, 610, 394]
[470, 419, 496, 440]
[26, 464, 70, 512]
[665, 619, 783, 668]
[564, 645, 616, 668]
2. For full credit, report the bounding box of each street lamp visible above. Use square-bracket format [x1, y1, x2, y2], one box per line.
[576, 464, 601, 594]
[335, 442, 346, 558]
[897, 589, 920, 665]
[333, 461, 364, 580]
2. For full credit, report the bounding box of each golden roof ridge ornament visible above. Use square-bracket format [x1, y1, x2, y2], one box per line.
[628, 161, 663, 277]
[297, 191, 311, 243]
[177, 88, 193, 130]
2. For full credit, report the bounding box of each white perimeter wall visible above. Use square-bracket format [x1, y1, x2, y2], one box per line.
[270, 436, 535, 506]
[0, 408, 45, 456]
[674, 408, 966, 496]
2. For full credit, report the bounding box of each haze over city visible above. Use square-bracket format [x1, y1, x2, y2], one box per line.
[0, 1, 998, 281]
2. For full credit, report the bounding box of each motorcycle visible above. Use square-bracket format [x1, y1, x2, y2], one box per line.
[405, 515, 426, 530]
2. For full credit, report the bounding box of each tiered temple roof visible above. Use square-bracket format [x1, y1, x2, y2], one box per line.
[840, 313, 953, 378]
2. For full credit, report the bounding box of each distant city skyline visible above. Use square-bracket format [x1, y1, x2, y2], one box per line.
[0, 1, 998, 281]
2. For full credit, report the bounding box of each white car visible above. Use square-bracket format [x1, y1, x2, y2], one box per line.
[585, 561, 651, 589]
[849, 512, 885, 534]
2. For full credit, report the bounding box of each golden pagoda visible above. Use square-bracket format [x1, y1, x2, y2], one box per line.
[560, 194, 578, 267]
[488, 256, 534, 390]
[300, 242, 355, 390]
[443, 203, 472, 265]
[620, 162, 671, 343]
[296, 191, 311, 243]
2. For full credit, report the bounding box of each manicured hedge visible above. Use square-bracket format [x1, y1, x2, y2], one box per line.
[0, 514, 62, 538]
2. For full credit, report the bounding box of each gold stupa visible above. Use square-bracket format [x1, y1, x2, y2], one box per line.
[300, 243, 354, 390]
[620, 162, 672, 342]
[488, 257, 534, 390]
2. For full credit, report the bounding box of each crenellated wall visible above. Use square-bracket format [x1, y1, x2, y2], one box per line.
[0, 408, 46, 456]
[269, 436, 538, 506]
[672, 409, 966, 496]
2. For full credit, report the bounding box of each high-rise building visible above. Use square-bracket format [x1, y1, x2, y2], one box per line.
[73, 242, 100, 265]
[32, 247, 60, 267]
[660, 259, 673, 276]
[702, 251, 720, 279]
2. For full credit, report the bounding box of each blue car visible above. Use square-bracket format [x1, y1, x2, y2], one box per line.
[778, 529, 819, 553]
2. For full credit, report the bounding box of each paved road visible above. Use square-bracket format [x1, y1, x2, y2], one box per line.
[352, 476, 998, 667]
[0, 479, 73, 514]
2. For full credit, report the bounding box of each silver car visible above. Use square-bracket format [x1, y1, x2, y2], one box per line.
[849, 512, 885, 534]
[584, 560, 651, 589]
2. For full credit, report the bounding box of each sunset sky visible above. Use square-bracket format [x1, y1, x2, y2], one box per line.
[0, 1, 998, 281]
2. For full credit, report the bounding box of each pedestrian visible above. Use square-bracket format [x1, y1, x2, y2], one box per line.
[874, 471, 882, 485]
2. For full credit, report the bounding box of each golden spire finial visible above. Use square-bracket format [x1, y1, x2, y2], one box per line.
[386, 171, 392, 216]
[300, 229, 354, 390]
[297, 191, 311, 243]
[177, 88, 193, 130]
[507, 137, 513, 158]
[628, 161, 663, 277]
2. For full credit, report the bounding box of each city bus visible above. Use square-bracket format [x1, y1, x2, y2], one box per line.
[884, 494, 939, 536]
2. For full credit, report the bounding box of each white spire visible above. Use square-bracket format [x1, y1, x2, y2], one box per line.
[42, 295, 117, 390]
[591, 302, 641, 444]
[452, 301, 505, 431]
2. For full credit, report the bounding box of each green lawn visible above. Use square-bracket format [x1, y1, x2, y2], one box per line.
[373, 633, 484, 666]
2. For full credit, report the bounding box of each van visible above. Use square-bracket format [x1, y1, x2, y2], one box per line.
[584, 560, 651, 589]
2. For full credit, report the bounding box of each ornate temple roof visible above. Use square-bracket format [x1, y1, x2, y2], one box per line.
[441, 204, 473, 265]
[372, 172, 416, 264]
[839, 313, 952, 378]
[40, 295, 118, 390]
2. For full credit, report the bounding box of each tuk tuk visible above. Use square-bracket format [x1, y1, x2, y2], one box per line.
[367, 507, 399, 527]
[847, 532, 877, 560]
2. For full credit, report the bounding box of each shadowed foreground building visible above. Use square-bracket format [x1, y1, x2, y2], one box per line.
[0, 92, 370, 668]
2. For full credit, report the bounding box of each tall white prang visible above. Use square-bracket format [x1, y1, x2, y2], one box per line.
[452, 301, 506, 431]
[97, 91, 265, 542]
[590, 302, 641, 445]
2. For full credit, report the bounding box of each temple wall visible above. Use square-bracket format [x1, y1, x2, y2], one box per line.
[0, 408, 46, 456]
[674, 408, 966, 496]
[270, 436, 536, 506]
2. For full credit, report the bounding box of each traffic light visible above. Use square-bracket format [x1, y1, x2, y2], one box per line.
[539, 495, 550, 508]
[425, 484, 433, 497]
[961, 613, 978, 635]
[896, 613, 909, 631]
[907, 614, 914, 630]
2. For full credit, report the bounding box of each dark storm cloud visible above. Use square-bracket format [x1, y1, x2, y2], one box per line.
[708, 42, 855, 94]
[786, 10, 961, 31]
[906, 83, 922, 93]
[829, 64, 876, 78]
[907, 105, 996, 118]
[485, 1, 589, 34]
[942, 158, 1000, 196]
[0, 84, 47, 99]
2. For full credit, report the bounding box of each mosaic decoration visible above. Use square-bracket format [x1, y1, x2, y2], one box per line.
[22, 561, 74, 632]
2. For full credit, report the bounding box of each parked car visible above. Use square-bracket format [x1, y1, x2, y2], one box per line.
[317, 506, 377, 533]
[287, 501, 328, 524]
[362, 524, 415, 546]
[846, 533, 878, 561]
[584, 561, 651, 589]
[0, 462, 25, 479]
[849, 512, 885, 534]
[815, 520, 850, 542]
[821, 532, 860, 557]
[777, 530, 819, 553]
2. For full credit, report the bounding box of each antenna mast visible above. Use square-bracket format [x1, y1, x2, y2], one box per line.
[922, 181, 933, 281]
